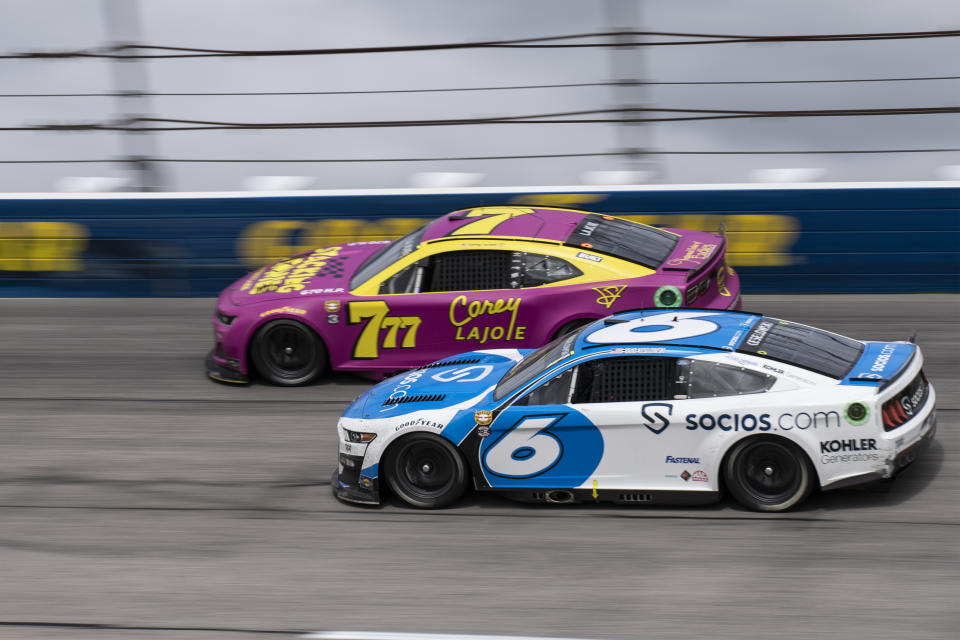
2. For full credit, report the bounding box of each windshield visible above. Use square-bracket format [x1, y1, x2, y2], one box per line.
[738, 316, 864, 379]
[349, 225, 427, 290]
[493, 330, 581, 401]
[563, 214, 679, 269]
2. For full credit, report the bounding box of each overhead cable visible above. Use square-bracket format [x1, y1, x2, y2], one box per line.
[3, 28, 959, 60]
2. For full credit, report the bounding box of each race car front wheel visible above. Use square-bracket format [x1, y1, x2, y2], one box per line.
[250, 319, 327, 386]
[384, 434, 469, 509]
[723, 436, 814, 512]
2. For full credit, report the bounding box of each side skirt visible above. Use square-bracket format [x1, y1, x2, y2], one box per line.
[492, 487, 721, 507]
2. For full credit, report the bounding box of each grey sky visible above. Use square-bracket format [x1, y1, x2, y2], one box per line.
[0, 0, 958, 191]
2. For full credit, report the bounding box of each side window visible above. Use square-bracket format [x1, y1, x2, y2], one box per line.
[424, 250, 513, 292]
[515, 366, 576, 406]
[572, 356, 679, 403]
[679, 359, 775, 398]
[379, 262, 423, 294]
[519, 253, 582, 287]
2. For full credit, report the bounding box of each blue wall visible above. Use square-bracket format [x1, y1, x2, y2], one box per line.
[1, 184, 957, 296]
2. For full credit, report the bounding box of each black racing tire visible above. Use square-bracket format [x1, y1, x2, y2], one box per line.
[250, 319, 327, 386]
[723, 436, 814, 512]
[551, 318, 593, 341]
[383, 434, 469, 509]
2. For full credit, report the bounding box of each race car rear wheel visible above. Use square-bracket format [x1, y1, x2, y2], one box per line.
[384, 434, 469, 509]
[250, 319, 327, 386]
[723, 436, 814, 512]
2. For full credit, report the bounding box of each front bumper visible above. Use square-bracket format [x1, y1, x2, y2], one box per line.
[331, 469, 381, 505]
[205, 349, 249, 384]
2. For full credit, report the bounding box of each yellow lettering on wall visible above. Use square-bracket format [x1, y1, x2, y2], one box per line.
[0, 222, 89, 271]
[508, 194, 608, 207]
[620, 213, 802, 266]
[237, 218, 424, 268]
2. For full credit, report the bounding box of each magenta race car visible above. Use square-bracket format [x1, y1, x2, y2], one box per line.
[206, 206, 741, 385]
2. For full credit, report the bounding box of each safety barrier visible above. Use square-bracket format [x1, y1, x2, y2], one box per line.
[0, 182, 957, 296]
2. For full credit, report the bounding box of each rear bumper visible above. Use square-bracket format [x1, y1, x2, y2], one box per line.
[205, 349, 249, 384]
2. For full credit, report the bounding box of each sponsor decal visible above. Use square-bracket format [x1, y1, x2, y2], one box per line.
[327, 313, 340, 324]
[259, 306, 307, 318]
[611, 347, 668, 354]
[745, 320, 774, 347]
[665, 456, 701, 464]
[868, 343, 898, 373]
[716, 263, 731, 296]
[477, 425, 491, 438]
[250, 246, 343, 294]
[348, 300, 422, 359]
[240, 268, 263, 292]
[378, 370, 426, 412]
[680, 470, 691, 481]
[820, 439, 877, 453]
[395, 417, 445, 430]
[475, 410, 494, 426]
[578, 221, 600, 237]
[450, 295, 526, 344]
[593, 285, 627, 309]
[844, 402, 869, 426]
[820, 439, 881, 464]
[324, 300, 341, 313]
[691, 470, 709, 483]
[576, 251, 603, 262]
[762, 364, 784, 375]
[300, 287, 345, 295]
[431, 365, 495, 383]
[641, 403, 673, 435]
[685, 411, 842, 432]
[347, 240, 391, 246]
[359, 476, 374, 489]
[667, 241, 717, 266]
[900, 383, 926, 416]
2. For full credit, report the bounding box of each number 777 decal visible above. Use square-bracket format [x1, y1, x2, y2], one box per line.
[348, 300, 422, 359]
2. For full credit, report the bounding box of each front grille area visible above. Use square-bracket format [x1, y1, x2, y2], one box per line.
[339, 453, 363, 485]
[883, 370, 929, 431]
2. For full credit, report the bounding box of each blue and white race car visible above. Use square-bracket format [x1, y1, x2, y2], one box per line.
[332, 309, 937, 512]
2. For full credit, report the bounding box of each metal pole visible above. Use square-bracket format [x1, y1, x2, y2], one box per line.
[102, 0, 164, 191]
[604, 0, 662, 182]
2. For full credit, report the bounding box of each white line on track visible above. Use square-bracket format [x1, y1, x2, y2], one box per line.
[304, 632, 602, 640]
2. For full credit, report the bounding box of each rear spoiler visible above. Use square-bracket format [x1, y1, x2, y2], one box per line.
[846, 335, 918, 391]
[660, 235, 727, 281]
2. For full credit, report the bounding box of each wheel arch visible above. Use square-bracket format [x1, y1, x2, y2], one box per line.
[716, 432, 821, 494]
[245, 314, 331, 382]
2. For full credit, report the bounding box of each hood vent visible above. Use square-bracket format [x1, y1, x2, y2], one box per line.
[382, 393, 446, 406]
[422, 357, 481, 369]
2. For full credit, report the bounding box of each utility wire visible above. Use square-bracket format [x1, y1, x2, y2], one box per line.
[2, 75, 959, 98]
[2, 148, 959, 164]
[3, 105, 957, 132]
[3, 28, 959, 60]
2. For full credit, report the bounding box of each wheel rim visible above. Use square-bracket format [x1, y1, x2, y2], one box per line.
[734, 441, 804, 506]
[259, 323, 315, 379]
[393, 439, 457, 501]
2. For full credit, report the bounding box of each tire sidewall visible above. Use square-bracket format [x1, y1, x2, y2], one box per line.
[384, 433, 469, 509]
[723, 436, 814, 512]
[250, 319, 327, 386]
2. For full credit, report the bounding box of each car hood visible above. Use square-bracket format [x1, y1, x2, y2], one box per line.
[228, 242, 388, 305]
[347, 350, 524, 420]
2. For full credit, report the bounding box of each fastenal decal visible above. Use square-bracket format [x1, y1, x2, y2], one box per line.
[665, 456, 701, 464]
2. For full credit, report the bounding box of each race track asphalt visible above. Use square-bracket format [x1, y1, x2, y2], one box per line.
[0, 295, 957, 640]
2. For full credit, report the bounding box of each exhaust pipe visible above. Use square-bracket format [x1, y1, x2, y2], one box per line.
[544, 489, 575, 504]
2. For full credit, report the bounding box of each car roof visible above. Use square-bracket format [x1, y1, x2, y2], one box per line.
[566, 309, 868, 381]
[420, 207, 589, 243]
